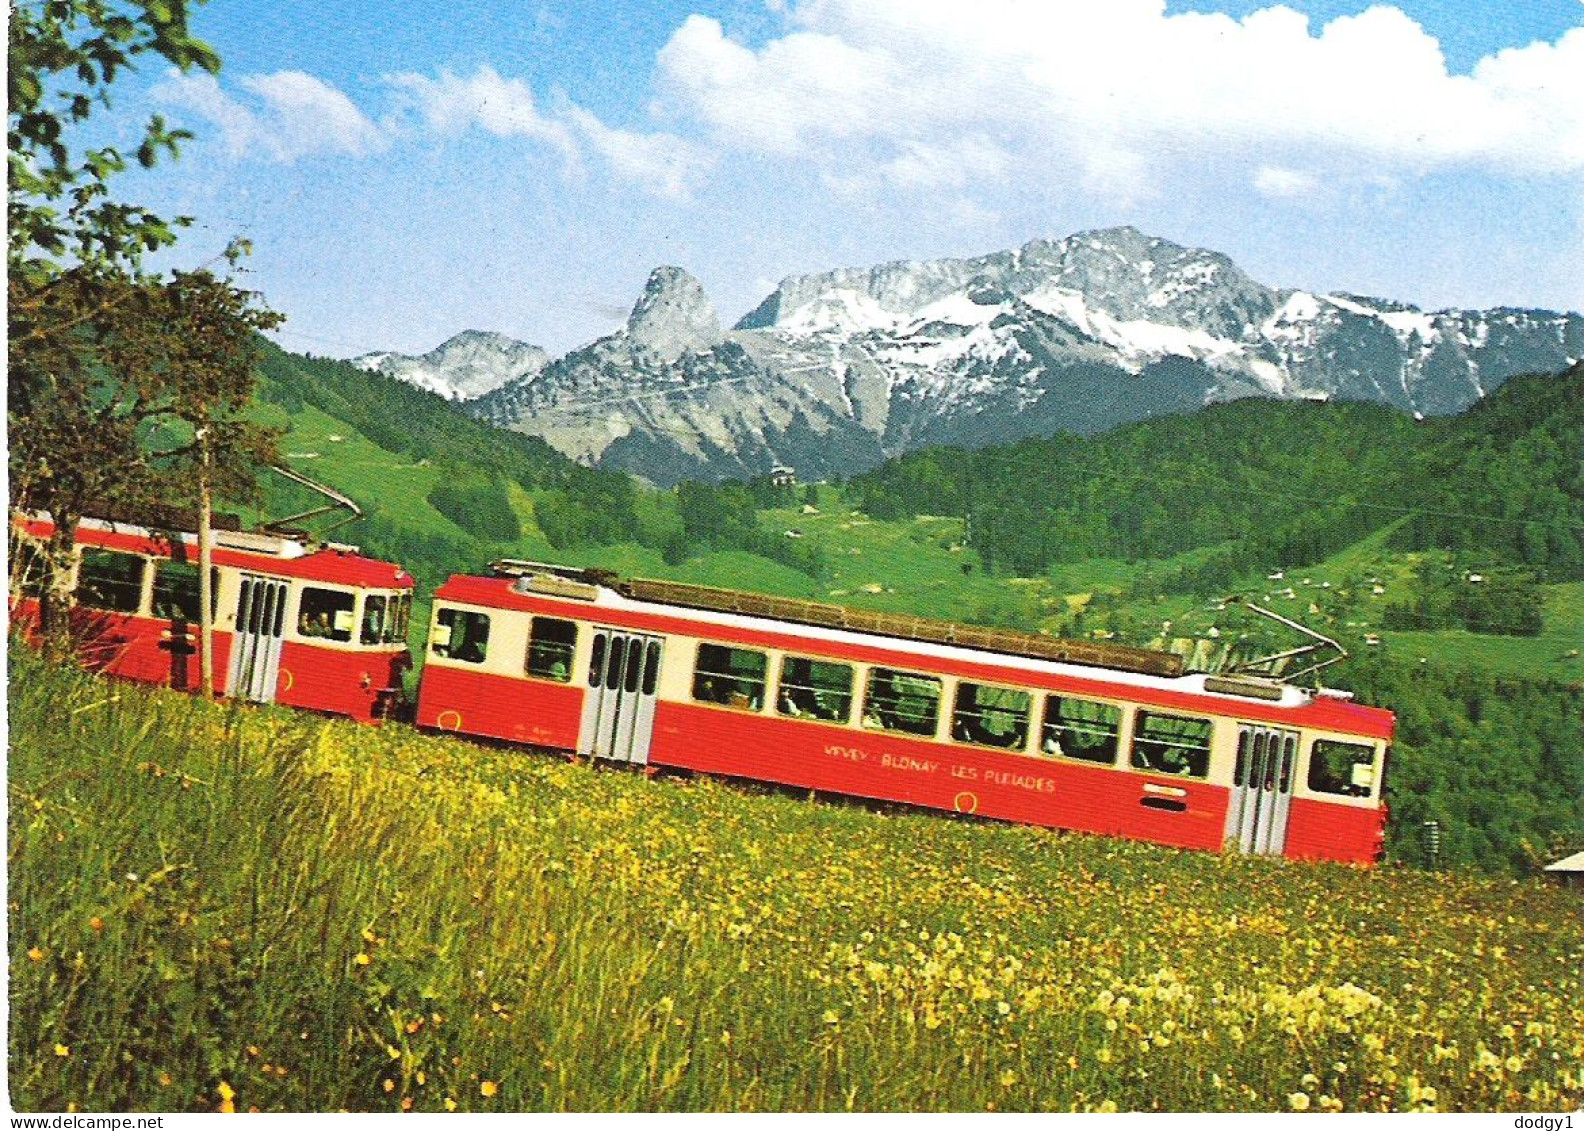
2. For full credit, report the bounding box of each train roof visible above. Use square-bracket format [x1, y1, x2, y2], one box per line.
[19, 514, 413, 589]
[434, 566, 1395, 740]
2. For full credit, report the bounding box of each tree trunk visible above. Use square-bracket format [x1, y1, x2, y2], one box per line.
[198, 441, 215, 697]
[39, 518, 79, 662]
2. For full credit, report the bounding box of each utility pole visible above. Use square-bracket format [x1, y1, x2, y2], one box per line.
[197, 426, 215, 697]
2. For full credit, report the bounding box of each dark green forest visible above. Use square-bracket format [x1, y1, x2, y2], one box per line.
[847, 368, 1584, 591]
[1331, 656, 1583, 872]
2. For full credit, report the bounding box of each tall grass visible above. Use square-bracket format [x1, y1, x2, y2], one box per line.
[8, 648, 1582, 1112]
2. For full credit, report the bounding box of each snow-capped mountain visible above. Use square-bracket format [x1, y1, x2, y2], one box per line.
[456, 228, 1583, 484]
[352, 330, 549, 402]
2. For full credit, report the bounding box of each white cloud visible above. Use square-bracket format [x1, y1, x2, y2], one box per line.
[1254, 166, 1321, 200]
[651, 2, 1584, 203]
[564, 106, 713, 200]
[154, 71, 385, 162]
[383, 65, 578, 165]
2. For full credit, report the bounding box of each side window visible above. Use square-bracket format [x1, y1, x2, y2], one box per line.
[11, 537, 48, 598]
[777, 656, 854, 723]
[389, 593, 412, 644]
[1130, 711, 1213, 779]
[862, 667, 941, 737]
[643, 641, 661, 695]
[1308, 739, 1376, 797]
[1041, 696, 1123, 764]
[431, 607, 491, 663]
[951, 682, 1031, 750]
[150, 560, 219, 622]
[360, 595, 388, 645]
[526, 617, 578, 682]
[299, 587, 355, 642]
[76, 549, 145, 613]
[692, 643, 767, 711]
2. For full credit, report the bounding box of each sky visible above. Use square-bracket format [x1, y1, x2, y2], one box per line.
[97, 0, 1584, 358]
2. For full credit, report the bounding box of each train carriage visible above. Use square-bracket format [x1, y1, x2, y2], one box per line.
[11, 514, 414, 721]
[416, 562, 1394, 864]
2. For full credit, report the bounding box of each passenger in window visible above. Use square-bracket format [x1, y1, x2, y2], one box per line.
[779, 687, 804, 717]
[455, 629, 486, 664]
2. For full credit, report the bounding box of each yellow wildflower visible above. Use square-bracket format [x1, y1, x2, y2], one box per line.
[1288, 1092, 1310, 1111]
[54, 1044, 70, 1058]
[480, 1080, 499, 1098]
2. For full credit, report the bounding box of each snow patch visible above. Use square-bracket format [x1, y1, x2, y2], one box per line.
[1025, 286, 1240, 363]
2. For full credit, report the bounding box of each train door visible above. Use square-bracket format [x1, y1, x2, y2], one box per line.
[226, 574, 288, 704]
[577, 629, 664, 765]
[1225, 725, 1298, 855]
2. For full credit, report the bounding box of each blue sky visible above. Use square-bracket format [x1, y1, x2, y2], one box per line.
[104, 1, 1584, 357]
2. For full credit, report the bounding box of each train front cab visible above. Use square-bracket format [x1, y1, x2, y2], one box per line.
[11, 519, 414, 721]
[414, 578, 1391, 864]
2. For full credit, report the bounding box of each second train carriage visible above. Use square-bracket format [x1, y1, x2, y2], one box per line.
[11, 513, 415, 721]
[416, 562, 1394, 864]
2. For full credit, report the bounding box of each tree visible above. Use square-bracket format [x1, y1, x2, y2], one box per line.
[9, 0, 219, 284]
[10, 267, 284, 648]
[8, 1, 283, 654]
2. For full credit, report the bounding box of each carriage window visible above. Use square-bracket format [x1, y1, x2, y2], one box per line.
[643, 641, 661, 695]
[1041, 696, 1123, 764]
[527, 617, 577, 682]
[431, 607, 490, 663]
[360, 595, 388, 644]
[75, 549, 145, 613]
[863, 667, 942, 737]
[951, 682, 1031, 750]
[11, 538, 48, 598]
[150, 560, 218, 622]
[387, 592, 412, 644]
[692, 643, 767, 711]
[299, 587, 355, 642]
[777, 656, 854, 723]
[1130, 711, 1213, 779]
[1308, 739, 1376, 797]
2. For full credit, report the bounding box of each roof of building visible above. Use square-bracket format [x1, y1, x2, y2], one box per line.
[1543, 851, 1584, 873]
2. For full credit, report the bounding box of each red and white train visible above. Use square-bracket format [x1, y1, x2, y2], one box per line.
[10, 512, 1392, 863]
[416, 562, 1394, 864]
[11, 513, 413, 721]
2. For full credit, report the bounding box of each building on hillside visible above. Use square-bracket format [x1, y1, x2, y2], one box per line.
[770, 465, 797, 488]
[1542, 851, 1584, 888]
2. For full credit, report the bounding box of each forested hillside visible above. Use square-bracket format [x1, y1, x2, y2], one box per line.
[847, 367, 1584, 588]
[251, 344, 820, 592]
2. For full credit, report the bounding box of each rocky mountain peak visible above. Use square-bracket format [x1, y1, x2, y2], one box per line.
[624, 266, 722, 363]
[352, 329, 549, 401]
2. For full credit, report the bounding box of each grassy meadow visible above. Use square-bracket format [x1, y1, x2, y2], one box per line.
[9, 648, 1582, 1113]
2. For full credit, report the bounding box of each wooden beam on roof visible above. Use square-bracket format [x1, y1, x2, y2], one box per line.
[618, 576, 1184, 678]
